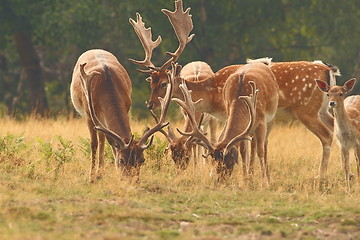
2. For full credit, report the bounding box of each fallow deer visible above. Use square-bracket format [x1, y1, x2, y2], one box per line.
[137, 57, 339, 180]
[174, 62, 279, 185]
[130, 0, 211, 169]
[70, 49, 172, 182]
[129, 1, 340, 180]
[315, 78, 360, 190]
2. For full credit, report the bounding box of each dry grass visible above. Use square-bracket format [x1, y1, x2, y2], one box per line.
[0, 117, 360, 239]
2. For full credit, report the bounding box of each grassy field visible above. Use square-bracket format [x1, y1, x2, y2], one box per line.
[0, 117, 360, 240]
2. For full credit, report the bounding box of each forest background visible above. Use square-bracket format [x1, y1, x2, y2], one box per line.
[1, 0, 360, 118]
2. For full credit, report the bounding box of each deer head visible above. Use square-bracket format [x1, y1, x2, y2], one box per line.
[129, 0, 194, 110]
[315, 78, 356, 109]
[149, 64, 200, 170]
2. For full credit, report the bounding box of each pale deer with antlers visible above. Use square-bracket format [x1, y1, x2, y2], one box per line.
[70, 49, 172, 182]
[315, 78, 360, 190]
[129, 0, 340, 180]
[135, 58, 339, 180]
[174, 62, 279, 185]
[130, 0, 212, 168]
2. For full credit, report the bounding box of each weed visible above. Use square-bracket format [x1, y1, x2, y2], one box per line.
[53, 136, 75, 179]
[0, 133, 27, 160]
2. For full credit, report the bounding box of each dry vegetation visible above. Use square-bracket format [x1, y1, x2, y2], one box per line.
[0, 117, 360, 240]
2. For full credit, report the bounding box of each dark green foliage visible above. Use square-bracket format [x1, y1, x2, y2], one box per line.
[0, 0, 359, 117]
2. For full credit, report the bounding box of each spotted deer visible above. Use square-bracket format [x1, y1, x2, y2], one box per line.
[174, 62, 279, 185]
[315, 78, 360, 190]
[135, 53, 339, 180]
[70, 49, 172, 182]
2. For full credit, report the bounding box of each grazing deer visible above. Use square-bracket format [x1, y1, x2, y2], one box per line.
[137, 55, 339, 180]
[174, 62, 279, 185]
[148, 63, 211, 170]
[129, 1, 340, 179]
[315, 78, 360, 190]
[130, 0, 210, 168]
[70, 49, 172, 182]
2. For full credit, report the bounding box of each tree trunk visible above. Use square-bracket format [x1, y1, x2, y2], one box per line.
[351, 51, 360, 94]
[13, 31, 48, 116]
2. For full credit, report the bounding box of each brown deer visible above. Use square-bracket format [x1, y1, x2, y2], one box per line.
[150, 62, 216, 170]
[174, 62, 279, 185]
[136, 56, 339, 180]
[130, 0, 211, 169]
[315, 78, 360, 190]
[129, 1, 340, 180]
[70, 49, 172, 182]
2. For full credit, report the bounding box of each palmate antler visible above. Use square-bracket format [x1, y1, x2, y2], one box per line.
[128, 13, 162, 73]
[174, 76, 258, 158]
[172, 79, 215, 153]
[129, 0, 194, 73]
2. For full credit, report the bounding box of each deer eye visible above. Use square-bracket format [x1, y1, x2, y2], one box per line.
[146, 77, 152, 83]
[339, 93, 343, 97]
[326, 93, 329, 97]
[160, 82, 167, 88]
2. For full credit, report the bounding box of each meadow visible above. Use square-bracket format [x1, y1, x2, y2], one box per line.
[0, 117, 359, 240]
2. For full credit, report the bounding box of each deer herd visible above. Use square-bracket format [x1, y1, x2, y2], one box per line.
[70, 0, 360, 190]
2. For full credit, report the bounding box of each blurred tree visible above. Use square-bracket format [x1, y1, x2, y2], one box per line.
[0, 0, 359, 118]
[0, 0, 48, 116]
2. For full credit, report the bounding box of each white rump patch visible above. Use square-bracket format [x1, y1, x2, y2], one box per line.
[246, 57, 272, 65]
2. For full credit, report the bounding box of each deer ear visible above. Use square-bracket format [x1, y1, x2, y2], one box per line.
[315, 80, 330, 92]
[343, 78, 356, 94]
[175, 64, 182, 76]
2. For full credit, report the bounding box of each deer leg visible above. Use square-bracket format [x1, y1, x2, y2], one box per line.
[87, 118, 98, 183]
[264, 119, 275, 183]
[341, 147, 351, 191]
[209, 117, 217, 143]
[248, 137, 257, 175]
[255, 124, 269, 187]
[293, 109, 333, 180]
[239, 141, 249, 183]
[96, 132, 106, 178]
[355, 146, 360, 185]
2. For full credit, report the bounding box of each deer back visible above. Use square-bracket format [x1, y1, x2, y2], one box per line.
[345, 96, 360, 132]
[271, 61, 339, 109]
[71, 49, 132, 140]
[180, 61, 214, 82]
[221, 62, 279, 141]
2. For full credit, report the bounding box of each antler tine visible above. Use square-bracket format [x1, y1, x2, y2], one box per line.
[79, 63, 127, 149]
[223, 81, 258, 153]
[157, 0, 195, 71]
[129, 12, 162, 72]
[138, 62, 176, 147]
[184, 112, 205, 147]
[149, 109, 174, 142]
[172, 79, 214, 152]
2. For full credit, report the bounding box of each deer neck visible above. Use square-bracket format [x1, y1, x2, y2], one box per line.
[100, 100, 132, 140]
[333, 101, 352, 136]
[220, 99, 251, 145]
[173, 77, 226, 120]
